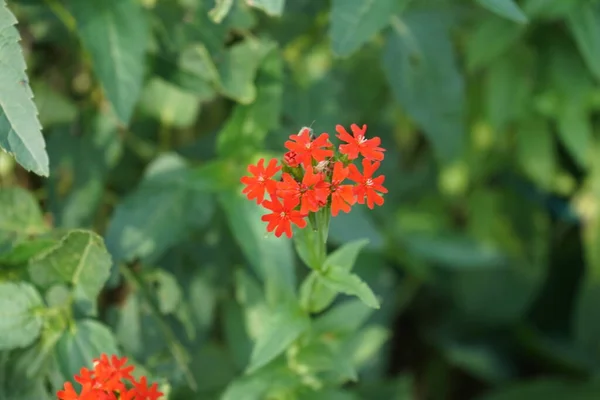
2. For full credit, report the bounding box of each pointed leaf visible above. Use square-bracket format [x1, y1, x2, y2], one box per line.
[0, 1, 48, 176]
[329, 0, 400, 57]
[319, 265, 380, 309]
[567, 2, 600, 82]
[247, 0, 285, 17]
[0, 282, 44, 350]
[476, 0, 528, 24]
[67, 0, 149, 123]
[209, 0, 234, 23]
[247, 302, 310, 373]
[28, 230, 112, 302]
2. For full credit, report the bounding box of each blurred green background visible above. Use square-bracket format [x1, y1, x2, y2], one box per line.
[4, 0, 600, 399]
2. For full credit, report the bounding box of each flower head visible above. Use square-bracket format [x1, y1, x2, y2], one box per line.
[261, 196, 307, 238]
[277, 168, 328, 214]
[336, 124, 385, 161]
[326, 162, 356, 216]
[348, 158, 388, 209]
[241, 158, 281, 204]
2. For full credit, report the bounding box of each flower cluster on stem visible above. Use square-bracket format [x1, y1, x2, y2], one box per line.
[240, 124, 388, 238]
[57, 354, 163, 400]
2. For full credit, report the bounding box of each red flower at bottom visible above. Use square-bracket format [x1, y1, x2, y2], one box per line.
[261, 197, 307, 238]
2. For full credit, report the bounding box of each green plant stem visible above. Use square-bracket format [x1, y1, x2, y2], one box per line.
[120, 265, 198, 391]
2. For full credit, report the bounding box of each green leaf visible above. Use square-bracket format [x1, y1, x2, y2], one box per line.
[466, 17, 524, 71]
[329, 0, 399, 57]
[0, 187, 47, 241]
[325, 239, 369, 271]
[217, 51, 283, 158]
[0, 1, 48, 176]
[219, 191, 296, 303]
[247, 0, 286, 17]
[28, 230, 112, 302]
[55, 319, 119, 382]
[516, 116, 555, 190]
[149, 269, 182, 315]
[313, 299, 375, 335]
[319, 265, 380, 309]
[476, 0, 528, 24]
[32, 81, 77, 128]
[247, 301, 310, 373]
[138, 78, 201, 128]
[67, 0, 149, 123]
[209, 0, 234, 23]
[383, 12, 465, 163]
[217, 38, 275, 104]
[0, 282, 44, 350]
[106, 153, 215, 263]
[567, 3, 600, 82]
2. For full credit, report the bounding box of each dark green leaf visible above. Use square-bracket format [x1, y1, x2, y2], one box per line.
[477, 379, 600, 400]
[383, 11, 465, 163]
[466, 17, 524, 71]
[67, 0, 149, 123]
[567, 2, 600, 82]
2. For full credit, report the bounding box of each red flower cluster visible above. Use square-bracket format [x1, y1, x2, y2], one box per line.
[241, 124, 387, 238]
[57, 354, 163, 400]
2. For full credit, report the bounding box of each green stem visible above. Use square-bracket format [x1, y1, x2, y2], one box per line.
[120, 265, 198, 391]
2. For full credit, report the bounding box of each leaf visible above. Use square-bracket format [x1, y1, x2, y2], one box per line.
[67, 0, 149, 123]
[105, 153, 216, 263]
[319, 265, 380, 309]
[0, 1, 48, 176]
[217, 50, 283, 158]
[247, 0, 286, 17]
[149, 269, 182, 315]
[138, 77, 201, 128]
[313, 299, 374, 335]
[54, 319, 119, 382]
[219, 190, 296, 303]
[209, 0, 234, 23]
[247, 301, 310, 373]
[383, 12, 465, 163]
[516, 117, 555, 190]
[0, 187, 47, 241]
[0, 282, 44, 350]
[567, 3, 600, 82]
[216, 38, 275, 104]
[46, 112, 122, 228]
[329, 0, 399, 57]
[325, 239, 369, 271]
[466, 17, 524, 71]
[476, 0, 528, 24]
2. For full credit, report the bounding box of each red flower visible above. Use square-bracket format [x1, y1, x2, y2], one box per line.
[348, 159, 388, 209]
[336, 124, 385, 161]
[284, 129, 333, 168]
[277, 168, 328, 214]
[132, 377, 163, 400]
[283, 151, 300, 168]
[261, 196, 307, 238]
[326, 162, 356, 216]
[241, 158, 281, 204]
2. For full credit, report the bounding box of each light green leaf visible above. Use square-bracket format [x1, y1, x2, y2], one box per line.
[0, 282, 44, 350]
[383, 12, 465, 163]
[217, 38, 275, 104]
[567, 3, 600, 82]
[148, 269, 182, 315]
[32, 81, 77, 128]
[247, 0, 285, 17]
[466, 17, 524, 71]
[476, 0, 528, 24]
[247, 301, 310, 373]
[67, 0, 148, 123]
[329, 0, 399, 57]
[139, 78, 201, 128]
[516, 117, 555, 190]
[235, 270, 270, 340]
[319, 265, 380, 309]
[313, 299, 374, 335]
[28, 230, 112, 302]
[0, 2, 48, 176]
[209, 0, 234, 23]
[325, 239, 369, 271]
[219, 190, 296, 304]
[54, 319, 119, 381]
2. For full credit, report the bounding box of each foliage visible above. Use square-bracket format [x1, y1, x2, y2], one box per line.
[2, 0, 600, 399]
